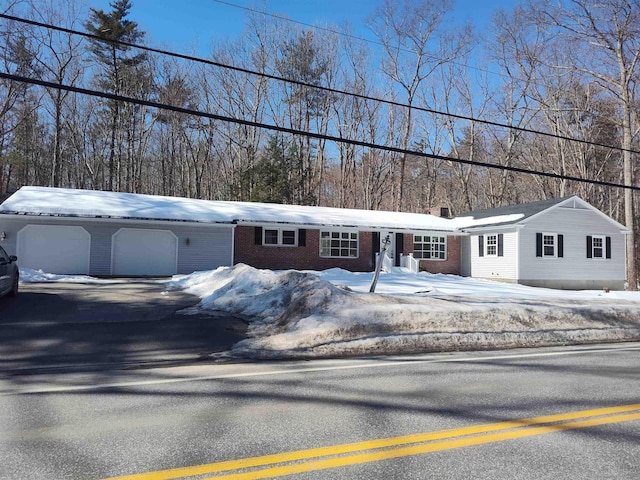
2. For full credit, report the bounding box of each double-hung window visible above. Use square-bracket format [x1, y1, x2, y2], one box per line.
[263, 228, 297, 247]
[587, 235, 611, 259]
[320, 231, 358, 258]
[478, 234, 503, 257]
[535, 232, 563, 258]
[413, 235, 447, 260]
[592, 235, 604, 258]
[543, 233, 556, 257]
[486, 234, 498, 256]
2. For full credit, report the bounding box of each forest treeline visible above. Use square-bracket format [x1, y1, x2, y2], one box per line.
[1, 0, 640, 281]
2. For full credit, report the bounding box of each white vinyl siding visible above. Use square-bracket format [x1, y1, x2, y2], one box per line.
[470, 231, 518, 280]
[0, 216, 233, 276]
[519, 206, 624, 282]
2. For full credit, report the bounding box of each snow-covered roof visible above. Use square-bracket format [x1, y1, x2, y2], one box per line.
[5, 186, 618, 236]
[0, 186, 462, 232]
[456, 196, 627, 232]
[456, 197, 571, 228]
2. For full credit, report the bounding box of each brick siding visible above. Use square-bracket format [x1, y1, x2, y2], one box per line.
[402, 233, 461, 275]
[234, 226, 375, 271]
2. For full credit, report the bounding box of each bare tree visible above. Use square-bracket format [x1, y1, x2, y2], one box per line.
[368, 0, 471, 211]
[535, 0, 640, 288]
[29, 0, 84, 187]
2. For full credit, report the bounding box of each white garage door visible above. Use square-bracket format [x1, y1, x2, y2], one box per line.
[17, 225, 90, 274]
[112, 228, 177, 276]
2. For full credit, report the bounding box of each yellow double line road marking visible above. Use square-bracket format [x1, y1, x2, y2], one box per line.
[108, 403, 640, 480]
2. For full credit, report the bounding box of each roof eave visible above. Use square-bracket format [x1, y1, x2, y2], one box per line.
[0, 211, 235, 227]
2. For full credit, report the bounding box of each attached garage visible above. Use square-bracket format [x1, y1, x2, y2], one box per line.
[17, 225, 90, 274]
[112, 228, 178, 276]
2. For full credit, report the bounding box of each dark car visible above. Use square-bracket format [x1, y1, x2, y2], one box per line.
[0, 245, 18, 297]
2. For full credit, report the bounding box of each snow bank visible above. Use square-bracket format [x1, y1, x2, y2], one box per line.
[19, 268, 119, 284]
[167, 264, 640, 359]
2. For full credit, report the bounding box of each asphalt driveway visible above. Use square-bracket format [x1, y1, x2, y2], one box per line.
[0, 281, 247, 375]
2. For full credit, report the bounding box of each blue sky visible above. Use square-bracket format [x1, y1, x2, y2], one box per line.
[88, 0, 517, 54]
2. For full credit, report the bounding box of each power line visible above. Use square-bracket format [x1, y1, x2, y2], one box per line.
[211, 0, 510, 86]
[1, 70, 636, 192]
[1, 12, 638, 157]
[211, 0, 390, 51]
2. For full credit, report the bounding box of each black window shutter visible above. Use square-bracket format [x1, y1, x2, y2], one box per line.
[373, 232, 380, 254]
[497, 234, 504, 257]
[395, 233, 404, 254]
[478, 235, 484, 257]
[254, 227, 263, 245]
[558, 234, 564, 258]
[298, 229, 306, 247]
[372, 232, 381, 267]
[606, 236, 611, 259]
[536, 233, 543, 257]
[586, 235, 592, 258]
[395, 233, 404, 266]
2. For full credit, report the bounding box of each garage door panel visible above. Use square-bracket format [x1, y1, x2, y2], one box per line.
[112, 229, 177, 276]
[17, 225, 90, 274]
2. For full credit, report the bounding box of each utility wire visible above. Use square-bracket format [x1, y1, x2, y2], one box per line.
[211, 0, 391, 52]
[211, 0, 509, 85]
[2, 12, 638, 157]
[1, 70, 637, 192]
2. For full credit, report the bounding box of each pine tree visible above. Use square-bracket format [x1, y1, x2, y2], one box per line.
[84, 0, 146, 191]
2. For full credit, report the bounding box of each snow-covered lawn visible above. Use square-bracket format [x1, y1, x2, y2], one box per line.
[165, 264, 640, 359]
[21, 265, 640, 359]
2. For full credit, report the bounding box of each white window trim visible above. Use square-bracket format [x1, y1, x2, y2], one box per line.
[413, 235, 447, 261]
[263, 228, 298, 247]
[591, 234, 605, 259]
[319, 229, 359, 258]
[542, 232, 557, 258]
[486, 234, 498, 257]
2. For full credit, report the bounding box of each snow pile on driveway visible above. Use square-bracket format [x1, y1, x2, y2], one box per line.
[19, 268, 120, 284]
[167, 264, 640, 359]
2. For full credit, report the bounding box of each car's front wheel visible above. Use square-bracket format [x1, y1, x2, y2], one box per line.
[9, 273, 18, 297]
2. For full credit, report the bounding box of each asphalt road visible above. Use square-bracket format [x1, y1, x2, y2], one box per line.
[1, 343, 639, 479]
[0, 281, 248, 374]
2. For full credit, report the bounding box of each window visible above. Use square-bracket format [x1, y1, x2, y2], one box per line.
[478, 234, 503, 257]
[536, 232, 563, 258]
[263, 228, 297, 247]
[486, 234, 498, 256]
[592, 235, 604, 258]
[320, 231, 358, 258]
[543, 234, 556, 257]
[587, 235, 611, 259]
[281, 230, 296, 246]
[413, 235, 446, 260]
[264, 229, 279, 245]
